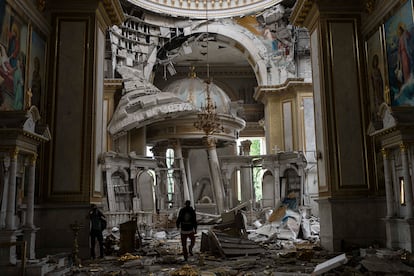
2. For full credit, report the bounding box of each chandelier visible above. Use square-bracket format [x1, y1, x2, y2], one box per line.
[193, 2, 224, 136]
[194, 79, 224, 135]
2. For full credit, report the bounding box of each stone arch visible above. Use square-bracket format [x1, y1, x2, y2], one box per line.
[262, 170, 275, 208]
[281, 167, 301, 200]
[189, 22, 269, 86]
[136, 170, 155, 211]
[153, 22, 270, 86]
[110, 169, 132, 212]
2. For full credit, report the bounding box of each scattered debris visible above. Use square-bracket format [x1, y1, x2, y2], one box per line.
[39, 200, 412, 276]
[117, 252, 142, 262]
[312, 253, 347, 275]
[171, 264, 199, 276]
[201, 230, 266, 257]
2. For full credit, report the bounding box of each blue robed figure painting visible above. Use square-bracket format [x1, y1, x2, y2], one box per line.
[385, 0, 414, 106]
[0, 0, 28, 111]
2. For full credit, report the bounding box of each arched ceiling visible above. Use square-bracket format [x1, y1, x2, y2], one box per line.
[127, 0, 283, 19]
[161, 33, 250, 67]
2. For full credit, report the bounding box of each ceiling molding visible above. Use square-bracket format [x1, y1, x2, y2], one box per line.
[127, 0, 282, 19]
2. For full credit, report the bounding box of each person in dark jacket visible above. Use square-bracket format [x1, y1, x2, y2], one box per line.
[89, 204, 106, 259]
[176, 200, 197, 261]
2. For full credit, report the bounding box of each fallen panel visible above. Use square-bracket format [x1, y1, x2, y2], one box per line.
[312, 253, 347, 275]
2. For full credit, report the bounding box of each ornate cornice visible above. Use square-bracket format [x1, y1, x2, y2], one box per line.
[253, 78, 312, 102]
[128, 0, 282, 19]
[102, 0, 125, 26]
[290, 0, 314, 27]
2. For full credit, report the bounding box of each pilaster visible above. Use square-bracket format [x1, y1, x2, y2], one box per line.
[291, 0, 380, 251]
[254, 78, 313, 154]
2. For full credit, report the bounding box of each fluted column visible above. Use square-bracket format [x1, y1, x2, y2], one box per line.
[6, 149, 18, 230]
[204, 137, 225, 213]
[382, 148, 395, 218]
[183, 149, 194, 207]
[172, 140, 190, 202]
[400, 143, 413, 219]
[0, 155, 10, 228]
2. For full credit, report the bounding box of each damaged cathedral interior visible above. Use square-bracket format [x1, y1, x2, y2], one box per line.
[1, 0, 414, 275]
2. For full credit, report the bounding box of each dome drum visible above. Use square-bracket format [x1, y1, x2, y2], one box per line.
[145, 113, 245, 148]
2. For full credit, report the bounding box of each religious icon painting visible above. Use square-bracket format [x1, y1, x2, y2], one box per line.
[0, 1, 28, 111]
[384, 0, 414, 106]
[365, 27, 387, 124]
[28, 27, 46, 112]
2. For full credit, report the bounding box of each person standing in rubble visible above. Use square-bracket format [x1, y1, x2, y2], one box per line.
[235, 209, 248, 238]
[89, 204, 106, 259]
[176, 200, 197, 261]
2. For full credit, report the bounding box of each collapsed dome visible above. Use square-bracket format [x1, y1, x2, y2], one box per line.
[163, 76, 231, 114]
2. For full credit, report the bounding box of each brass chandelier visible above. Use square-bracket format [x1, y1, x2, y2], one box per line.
[193, 79, 224, 136]
[193, 2, 224, 136]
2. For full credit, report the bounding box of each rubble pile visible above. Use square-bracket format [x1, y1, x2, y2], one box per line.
[61, 200, 414, 275]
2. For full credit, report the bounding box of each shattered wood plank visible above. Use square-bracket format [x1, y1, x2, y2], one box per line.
[209, 231, 226, 258]
[212, 231, 265, 256]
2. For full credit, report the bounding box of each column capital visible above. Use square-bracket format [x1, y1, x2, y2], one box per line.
[30, 154, 37, 166]
[2, 155, 11, 170]
[202, 136, 216, 149]
[240, 139, 252, 155]
[381, 148, 388, 158]
[10, 148, 19, 161]
[169, 139, 180, 149]
[400, 143, 408, 153]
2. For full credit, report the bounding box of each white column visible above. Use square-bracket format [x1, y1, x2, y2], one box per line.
[400, 143, 413, 219]
[6, 149, 18, 230]
[173, 140, 190, 202]
[25, 155, 36, 228]
[183, 150, 195, 207]
[273, 168, 281, 208]
[23, 154, 38, 260]
[223, 170, 233, 210]
[240, 140, 253, 208]
[151, 143, 168, 210]
[299, 165, 305, 206]
[204, 137, 225, 214]
[382, 148, 395, 218]
[1, 149, 18, 265]
[0, 155, 10, 228]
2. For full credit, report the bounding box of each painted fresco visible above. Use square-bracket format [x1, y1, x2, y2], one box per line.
[28, 28, 46, 110]
[0, 0, 28, 111]
[366, 28, 387, 121]
[384, 0, 414, 106]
